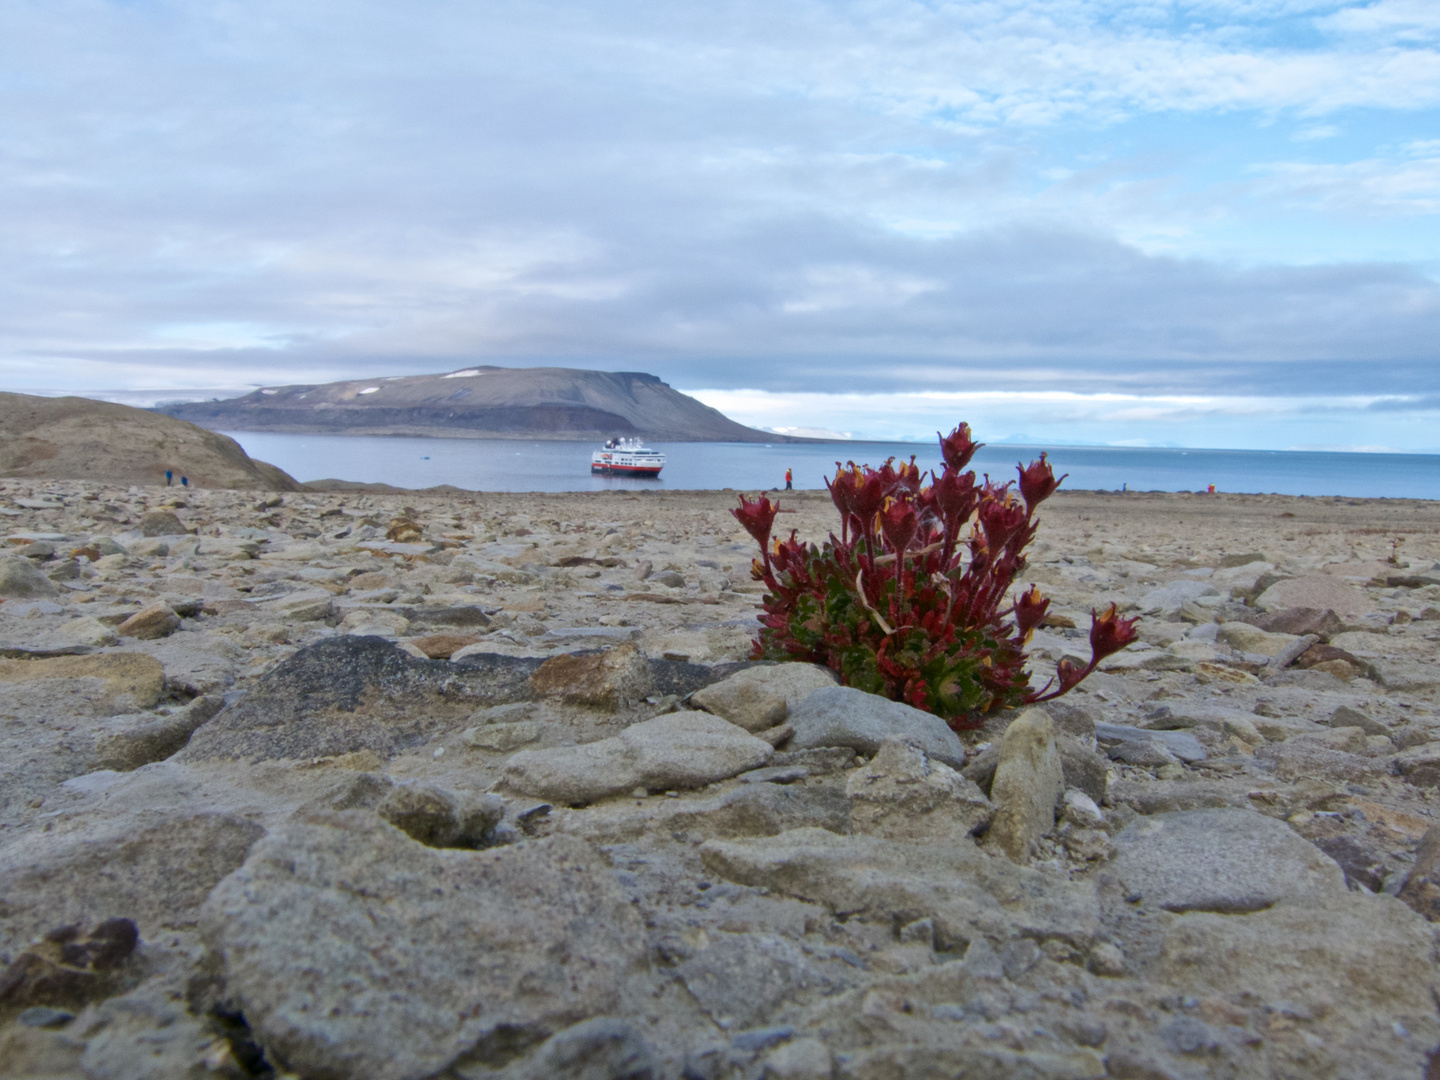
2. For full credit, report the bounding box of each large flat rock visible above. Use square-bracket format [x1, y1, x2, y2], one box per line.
[0, 652, 169, 825]
[1255, 574, 1371, 617]
[179, 636, 544, 762]
[701, 827, 1099, 949]
[0, 652, 165, 717]
[786, 685, 967, 769]
[0, 811, 264, 958]
[201, 814, 648, 1080]
[1110, 807, 1345, 914]
[499, 710, 774, 804]
[1146, 894, 1440, 1078]
[690, 663, 838, 732]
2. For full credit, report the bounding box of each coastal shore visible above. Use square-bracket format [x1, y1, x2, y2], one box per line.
[3, 478, 1440, 1078]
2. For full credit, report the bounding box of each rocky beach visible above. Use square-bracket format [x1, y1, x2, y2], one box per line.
[2, 477, 1440, 1079]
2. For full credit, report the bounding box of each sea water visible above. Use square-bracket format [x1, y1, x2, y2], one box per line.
[222, 431, 1440, 500]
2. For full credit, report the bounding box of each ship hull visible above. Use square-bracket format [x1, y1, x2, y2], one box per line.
[591, 461, 663, 477]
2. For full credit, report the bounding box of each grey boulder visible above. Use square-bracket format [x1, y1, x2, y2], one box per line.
[689, 663, 838, 732]
[845, 736, 991, 843]
[1138, 579, 1218, 615]
[701, 827, 1099, 948]
[988, 707, 1064, 863]
[1111, 807, 1345, 914]
[1255, 575, 1371, 617]
[0, 556, 59, 599]
[0, 811, 264, 959]
[499, 711, 773, 804]
[201, 814, 648, 1080]
[1095, 721, 1206, 763]
[786, 686, 966, 769]
[179, 636, 542, 762]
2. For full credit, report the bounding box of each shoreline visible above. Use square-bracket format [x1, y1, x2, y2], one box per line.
[198, 424, 1440, 457]
[212, 430, 1440, 501]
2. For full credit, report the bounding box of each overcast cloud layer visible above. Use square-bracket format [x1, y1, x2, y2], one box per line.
[2, 0, 1439, 448]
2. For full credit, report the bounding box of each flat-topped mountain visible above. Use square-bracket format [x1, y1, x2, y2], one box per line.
[0, 392, 300, 491]
[159, 367, 798, 442]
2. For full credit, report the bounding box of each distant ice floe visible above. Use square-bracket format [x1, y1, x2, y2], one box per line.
[443, 369, 483, 378]
[358, 387, 381, 394]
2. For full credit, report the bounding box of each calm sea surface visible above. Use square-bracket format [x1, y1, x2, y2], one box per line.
[223, 431, 1440, 500]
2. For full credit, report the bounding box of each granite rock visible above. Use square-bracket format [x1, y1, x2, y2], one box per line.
[987, 707, 1064, 862]
[690, 663, 838, 733]
[1138, 579, 1218, 615]
[408, 631, 481, 659]
[0, 812, 264, 959]
[90, 695, 224, 771]
[179, 636, 542, 762]
[701, 827, 1100, 949]
[785, 685, 966, 769]
[1095, 721, 1206, 763]
[116, 601, 181, 641]
[499, 711, 773, 804]
[675, 932, 849, 1031]
[1255, 575, 1371, 617]
[496, 1017, 656, 1080]
[1216, 621, 1297, 657]
[0, 652, 165, 717]
[1253, 606, 1345, 640]
[201, 815, 647, 1080]
[845, 736, 991, 843]
[1398, 825, 1440, 922]
[530, 643, 654, 709]
[1110, 807, 1345, 914]
[376, 782, 505, 848]
[138, 510, 187, 537]
[0, 556, 59, 599]
[1145, 892, 1440, 1078]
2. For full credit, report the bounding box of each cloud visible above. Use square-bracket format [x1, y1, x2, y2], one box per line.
[1250, 141, 1440, 214]
[0, 0, 1438, 452]
[685, 386, 1440, 450]
[1325, 0, 1440, 41]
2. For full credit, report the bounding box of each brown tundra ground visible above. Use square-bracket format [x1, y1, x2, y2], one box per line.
[2, 479, 1440, 1080]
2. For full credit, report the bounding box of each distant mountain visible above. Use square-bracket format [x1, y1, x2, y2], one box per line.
[158, 367, 806, 443]
[0, 392, 300, 490]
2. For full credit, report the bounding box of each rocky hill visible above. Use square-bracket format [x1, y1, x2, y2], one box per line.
[158, 367, 797, 442]
[0, 392, 300, 491]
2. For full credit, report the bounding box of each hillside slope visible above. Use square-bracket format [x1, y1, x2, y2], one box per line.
[0, 393, 301, 491]
[158, 367, 798, 442]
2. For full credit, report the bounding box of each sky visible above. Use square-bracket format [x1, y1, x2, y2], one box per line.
[2, 0, 1439, 450]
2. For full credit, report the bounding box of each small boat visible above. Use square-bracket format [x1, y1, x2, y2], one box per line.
[591, 437, 665, 477]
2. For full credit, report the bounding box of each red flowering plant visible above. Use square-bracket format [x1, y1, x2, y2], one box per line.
[731, 423, 1138, 730]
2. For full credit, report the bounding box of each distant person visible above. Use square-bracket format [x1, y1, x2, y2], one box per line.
[165, 469, 173, 487]
[785, 468, 793, 490]
[180, 476, 189, 488]
[1121, 483, 1126, 492]
[1207, 483, 1215, 494]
